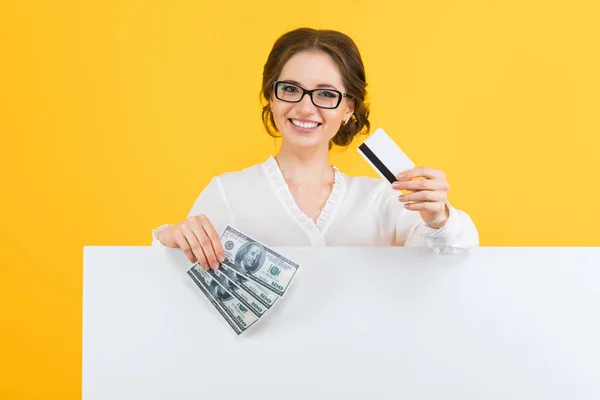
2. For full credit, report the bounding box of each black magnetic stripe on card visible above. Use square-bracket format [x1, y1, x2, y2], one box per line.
[358, 143, 398, 184]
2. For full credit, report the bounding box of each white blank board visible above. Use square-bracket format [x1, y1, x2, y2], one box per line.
[83, 247, 600, 400]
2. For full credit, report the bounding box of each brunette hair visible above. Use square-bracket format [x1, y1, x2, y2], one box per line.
[260, 28, 370, 149]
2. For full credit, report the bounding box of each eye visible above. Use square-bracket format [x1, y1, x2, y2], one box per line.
[280, 83, 300, 93]
[317, 90, 339, 99]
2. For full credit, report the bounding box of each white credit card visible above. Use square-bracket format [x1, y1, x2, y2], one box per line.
[357, 128, 415, 184]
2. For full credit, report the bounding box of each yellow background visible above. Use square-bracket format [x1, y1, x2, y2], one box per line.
[1, 0, 599, 398]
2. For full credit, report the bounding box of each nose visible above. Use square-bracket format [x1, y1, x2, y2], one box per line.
[297, 92, 317, 114]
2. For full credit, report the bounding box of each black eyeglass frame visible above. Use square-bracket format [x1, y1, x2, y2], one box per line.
[273, 80, 349, 109]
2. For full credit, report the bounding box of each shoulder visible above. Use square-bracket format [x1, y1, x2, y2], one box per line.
[337, 170, 401, 209]
[210, 159, 271, 195]
[215, 162, 263, 185]
[340, 171, 391, 197]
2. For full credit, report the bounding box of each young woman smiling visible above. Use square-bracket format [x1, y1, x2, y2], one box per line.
[152, 28, 479, 271]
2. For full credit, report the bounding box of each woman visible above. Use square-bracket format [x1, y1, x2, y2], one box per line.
[152, 28, 479, 270]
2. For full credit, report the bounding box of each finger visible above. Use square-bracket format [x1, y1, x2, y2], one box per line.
[188, 217, 220, 270]
[399, 190, 446, 203]
[392, 179, 450, 192]
[396, 166, 446, 182]
[197, 214, 226, 263]
[181, 225, 211, 269]
[173, 228, 204, 266]
[404, 200, 446, 212]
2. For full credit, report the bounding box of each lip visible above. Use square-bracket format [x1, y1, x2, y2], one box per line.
[290, 118, 321, 124]
[288, 118, 322, 133]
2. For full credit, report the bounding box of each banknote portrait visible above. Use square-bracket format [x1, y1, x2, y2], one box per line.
[208, 279, 232, 302]
[233, 242, 266, 276]
[198, 267, 234, 302]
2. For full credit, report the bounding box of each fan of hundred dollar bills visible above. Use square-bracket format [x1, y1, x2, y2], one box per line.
[187, 226, 300, 335]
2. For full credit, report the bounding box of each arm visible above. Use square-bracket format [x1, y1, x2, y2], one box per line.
[377, 181, 479, 253]
[150, 177, 235, 247]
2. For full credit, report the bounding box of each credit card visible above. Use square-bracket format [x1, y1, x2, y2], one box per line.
[357, 128, 415, 184]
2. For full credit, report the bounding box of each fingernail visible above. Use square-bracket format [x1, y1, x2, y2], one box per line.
[218, 254, 225, 262]
[405, 203, 412, 208]
[203, 264, 209, 270]
[399, 195, 405, 201]
[397, 174, 405, 180]
[211, 262, 219, 270]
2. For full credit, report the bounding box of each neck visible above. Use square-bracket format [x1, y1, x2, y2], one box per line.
[275, 143, 333, 185]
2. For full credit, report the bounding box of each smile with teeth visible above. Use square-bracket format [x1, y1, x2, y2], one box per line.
[290, 119, 321, 129]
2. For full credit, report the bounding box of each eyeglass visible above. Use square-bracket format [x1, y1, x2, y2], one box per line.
[273, 80, 348, 109]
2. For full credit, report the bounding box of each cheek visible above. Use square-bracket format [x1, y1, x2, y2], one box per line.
[271, 103, 291, 121]
[323, 110, 344, 125]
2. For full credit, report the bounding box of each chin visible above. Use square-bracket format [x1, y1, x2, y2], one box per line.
[285, 137, 328, 150]
[283, 131, 331, 147]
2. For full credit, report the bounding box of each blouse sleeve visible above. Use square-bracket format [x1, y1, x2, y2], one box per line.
[376, 182, 479, 253]
[150, 177, 235, 246]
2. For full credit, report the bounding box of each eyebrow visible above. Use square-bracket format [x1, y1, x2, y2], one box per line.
[280, 79, 340, 90]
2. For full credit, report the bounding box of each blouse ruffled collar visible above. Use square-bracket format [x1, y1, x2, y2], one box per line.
[263, 155, 346, 232]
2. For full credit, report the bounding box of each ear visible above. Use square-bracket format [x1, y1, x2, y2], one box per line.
[343, 98, 355, 121]
[269, 92, 275, 109]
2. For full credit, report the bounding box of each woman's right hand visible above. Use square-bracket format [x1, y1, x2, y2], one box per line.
[157, 214, 226, 270]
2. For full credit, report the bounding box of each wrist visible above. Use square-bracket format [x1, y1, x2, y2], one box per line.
[427, 203, 450, 229]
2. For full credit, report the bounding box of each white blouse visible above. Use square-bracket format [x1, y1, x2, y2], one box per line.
[152, 156, 479, 253]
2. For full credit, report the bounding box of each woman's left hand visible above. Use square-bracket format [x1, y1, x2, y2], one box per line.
[391, 166, 450, 229]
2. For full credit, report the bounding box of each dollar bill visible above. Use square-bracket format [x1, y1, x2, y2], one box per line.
[219, 260, 279, 309]
[186, 269, 241, 335]
[203, 266, 267, 316]
[189, 266, 259, 333]
[220, 226, 300, 297]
